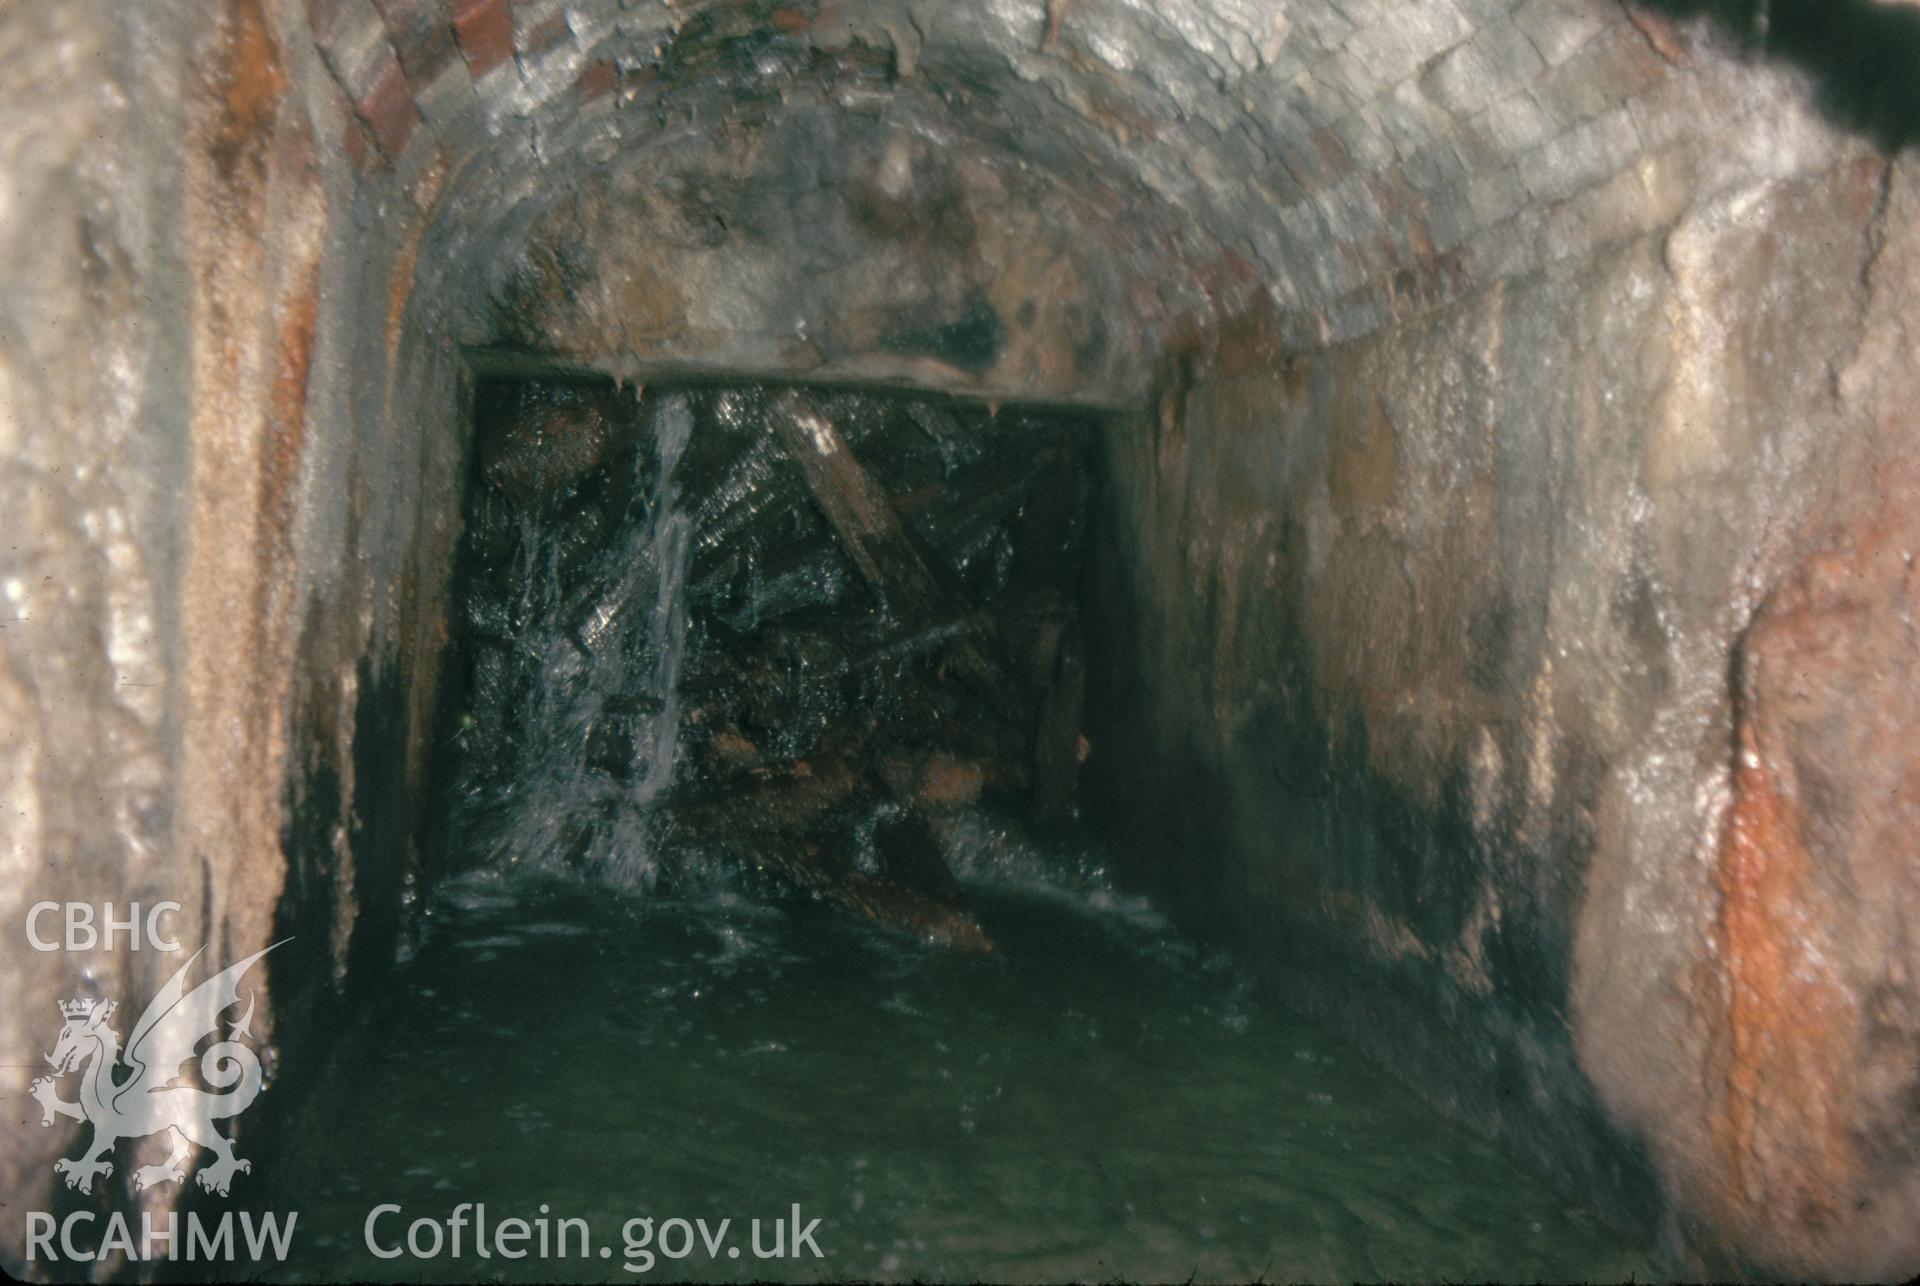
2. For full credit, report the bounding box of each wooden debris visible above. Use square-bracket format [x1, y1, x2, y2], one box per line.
[767, 390, 1031, 722]
[451, 378, 1099, 951]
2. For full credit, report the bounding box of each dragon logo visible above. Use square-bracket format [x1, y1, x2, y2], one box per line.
[28, 942, 284, 1197]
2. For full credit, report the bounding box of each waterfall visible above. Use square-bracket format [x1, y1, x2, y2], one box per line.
[636, 395, 692, 812]
[455, 392, 698, 892]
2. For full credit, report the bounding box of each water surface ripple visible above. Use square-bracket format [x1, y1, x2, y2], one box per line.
[262, 854, 1651, 1282]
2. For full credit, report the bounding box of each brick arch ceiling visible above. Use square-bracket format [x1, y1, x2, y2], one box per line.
[313, 0, 1739, 360]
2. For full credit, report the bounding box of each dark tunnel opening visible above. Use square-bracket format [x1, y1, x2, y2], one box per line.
[430, 370, 1103, 949]
[211, 363, 1670, 1285]
[12, 1, 1920, 1280]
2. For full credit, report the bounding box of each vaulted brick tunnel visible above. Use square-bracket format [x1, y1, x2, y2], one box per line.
[5, 0, 1920, 1278]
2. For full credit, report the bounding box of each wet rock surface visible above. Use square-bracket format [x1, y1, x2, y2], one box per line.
[1698, 467, 1920, 1276]
[444, 378, 1095, 950]
[1087, 146, 1920, 1277]
[7, 0, 1920, 1275]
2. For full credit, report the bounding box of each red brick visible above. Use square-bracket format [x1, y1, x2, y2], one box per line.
[575, 58, 616, 102]
[449, 0, 513, 77]
[357, 55, 418, 158]
[341, 95, 375, 172]
[519, 12, 570, 57]
[372, 0, 459, 86]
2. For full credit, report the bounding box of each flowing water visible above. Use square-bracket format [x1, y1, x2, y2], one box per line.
[455, 389, 698, 889]
[280, 381, 1660, 1281]
[255, 826, 1654, 1283]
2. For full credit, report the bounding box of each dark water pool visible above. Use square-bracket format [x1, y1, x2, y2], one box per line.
[254, 845, 1651, 1282]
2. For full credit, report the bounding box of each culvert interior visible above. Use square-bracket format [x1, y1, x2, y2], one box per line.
[6, 0, 1920, 1281]
[438, 375, 1102, 949]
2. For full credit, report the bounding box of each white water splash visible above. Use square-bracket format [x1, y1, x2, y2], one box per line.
[468, 393, 698, 892]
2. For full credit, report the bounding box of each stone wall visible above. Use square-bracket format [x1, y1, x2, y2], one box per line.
[1087, 109, 1920, 1280]
[2, 0, 1916, 1277]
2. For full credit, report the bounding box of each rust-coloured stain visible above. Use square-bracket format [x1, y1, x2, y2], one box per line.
[209, 0, 289, 190]
[1712, 707, 1849, 1235]
[1685, 440, 1920, 1276]
[384, 151, 451, 363]
[260, 224, 324, 569]
[176, 0, 318, 1036]
[1706, 498, 1920, 1255]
